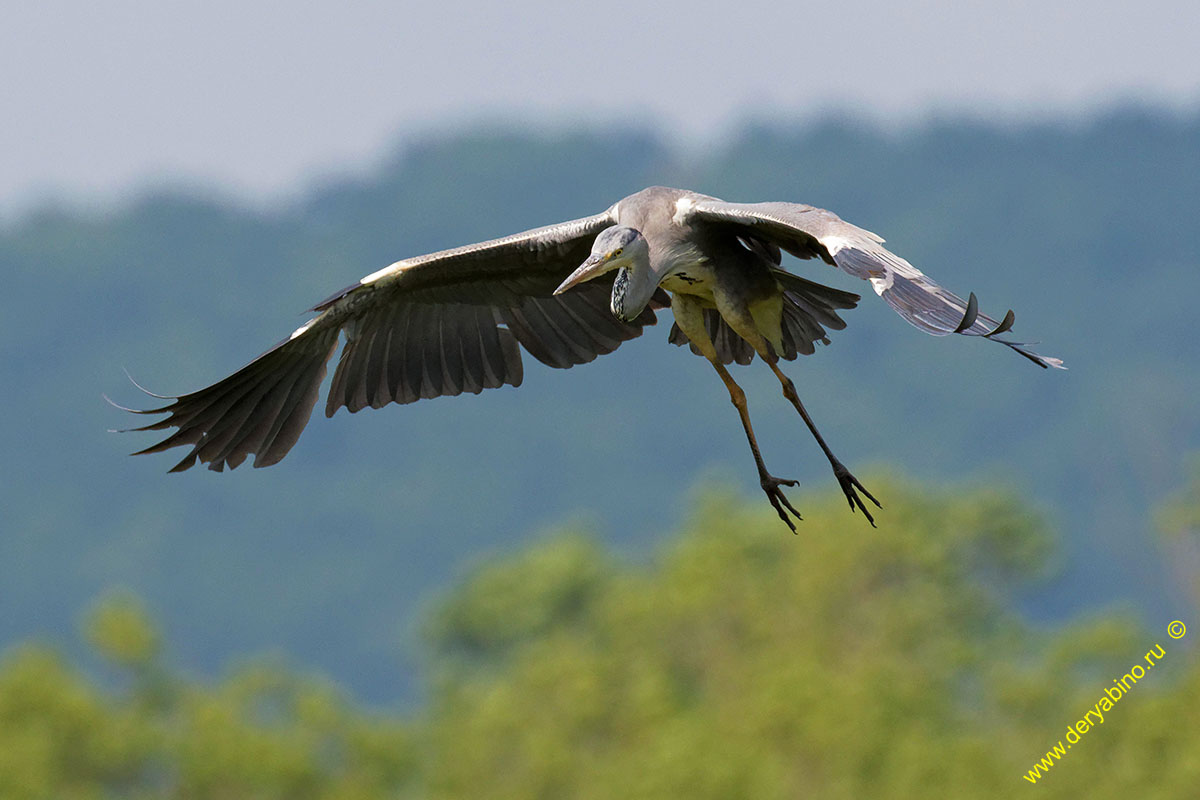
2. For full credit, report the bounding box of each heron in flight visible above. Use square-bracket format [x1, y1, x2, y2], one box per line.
[119, 186, 1063, 530]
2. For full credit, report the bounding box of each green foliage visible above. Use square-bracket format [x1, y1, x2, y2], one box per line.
[0, 648, 417, 799]
[1156, 459, 1200, 610]
[0, 646, 149, 800]
[2, 479, 1195, 798]
[420, 479, 1089, 799]
[1157, 457, 1200, 540]
[84, 591, 160, 670]
[425, 532, 615, 667]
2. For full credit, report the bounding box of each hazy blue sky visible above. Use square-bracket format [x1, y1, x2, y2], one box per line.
[5, 0, 1198, 215]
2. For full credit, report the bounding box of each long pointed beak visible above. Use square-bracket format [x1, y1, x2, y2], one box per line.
[554, 254, 608, 295]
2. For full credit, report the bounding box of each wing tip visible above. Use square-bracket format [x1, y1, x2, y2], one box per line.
[122, 367, 178, 400]
[103, 392, 171, 417]
[996, 339, 1067, 370]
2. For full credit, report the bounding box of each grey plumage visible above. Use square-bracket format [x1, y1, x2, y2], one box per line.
[118, 186, 1063, 528]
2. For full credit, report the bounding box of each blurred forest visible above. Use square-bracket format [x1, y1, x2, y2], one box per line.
[2, 106, 1198, 707]
[2, 476, 1197, 798]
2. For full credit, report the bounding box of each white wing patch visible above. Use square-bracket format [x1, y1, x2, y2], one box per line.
[867, 271, 894, 296]
[821, 235, 851, 255]
[672, 196, 696, 226]
[360, 260, 408, 285]
[289, 318, 316, 340]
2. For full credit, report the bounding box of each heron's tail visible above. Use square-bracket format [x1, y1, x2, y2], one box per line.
[668, 274, 860, 364]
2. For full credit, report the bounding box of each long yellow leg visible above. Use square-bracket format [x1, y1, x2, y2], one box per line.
[715, 291, 881, 526]
[673, 293, 803, 531]
[711, 359, 803, 531]
[765, 361, 881, 526]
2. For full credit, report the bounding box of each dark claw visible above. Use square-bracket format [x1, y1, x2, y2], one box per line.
[760, 475, 803, 533]
[832, 463, 881, 527]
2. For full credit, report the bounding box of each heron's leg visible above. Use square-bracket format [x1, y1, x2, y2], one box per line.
[765, 360, 881, 526]
[672, 293, 802, 531]
[711, 360, 803, 531]
[714, 292, 880, 525]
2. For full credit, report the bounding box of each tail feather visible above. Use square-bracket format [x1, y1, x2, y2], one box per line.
[669, 275, 859, 365]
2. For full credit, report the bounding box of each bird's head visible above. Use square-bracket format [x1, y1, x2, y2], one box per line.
[554, 227, 655, 322]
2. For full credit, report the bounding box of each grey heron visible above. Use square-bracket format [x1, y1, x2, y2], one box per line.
[118, 186, 1064, 530]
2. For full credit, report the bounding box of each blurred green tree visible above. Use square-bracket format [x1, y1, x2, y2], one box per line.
[1158, 458, 1200, 612]
[1, 477, 1197, 798]
[419, 478, 1197, 798]
[1, 607, 418, 799]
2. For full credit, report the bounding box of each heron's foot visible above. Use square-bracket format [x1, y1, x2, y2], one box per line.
[832, 462, 881, 527]
[760, 474, 803, 533]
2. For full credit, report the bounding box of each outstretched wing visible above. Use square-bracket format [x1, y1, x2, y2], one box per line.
[120, 208, 666, 472]
[680, 198, 1064, 369]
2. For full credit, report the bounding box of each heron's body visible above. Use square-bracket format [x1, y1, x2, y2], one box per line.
[612, 187, 794, 364]
[117, 186, 1063, 529]
[615, 187, 764, 302]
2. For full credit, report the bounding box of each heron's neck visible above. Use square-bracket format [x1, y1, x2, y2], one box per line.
[609, 249, 662, 322]
[610, 267, 632, 320]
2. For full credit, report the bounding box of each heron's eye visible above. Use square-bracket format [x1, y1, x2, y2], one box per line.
[611, 248, 623, 259]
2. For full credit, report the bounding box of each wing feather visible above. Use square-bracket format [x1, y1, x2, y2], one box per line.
[437, 307, 463, 397]
[418, 306, 444, 399]
[453, 308, 484, 395]
[257, 354, 334, 467]
[403, 304, 431, 404]
[385, 305, 415, 403]
[474, 307, 506, 390]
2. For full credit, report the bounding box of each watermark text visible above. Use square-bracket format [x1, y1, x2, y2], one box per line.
[1022, 620, 1185, 785]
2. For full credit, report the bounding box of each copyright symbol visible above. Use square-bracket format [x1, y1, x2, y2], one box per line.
[1168, 620, 1187, 639]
